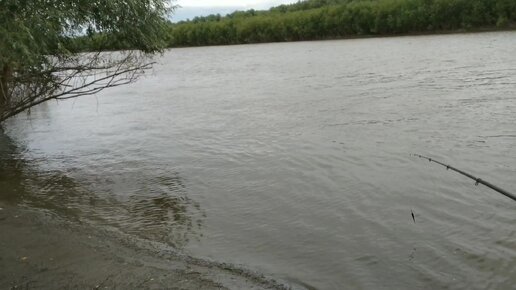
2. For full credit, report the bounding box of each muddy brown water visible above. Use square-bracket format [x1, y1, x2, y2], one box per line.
[2, 31, 516, 289]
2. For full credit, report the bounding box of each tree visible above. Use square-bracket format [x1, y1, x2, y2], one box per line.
[0, 0, 172, 123]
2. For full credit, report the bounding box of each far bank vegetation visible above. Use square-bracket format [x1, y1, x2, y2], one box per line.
[167, 0, 516, 47]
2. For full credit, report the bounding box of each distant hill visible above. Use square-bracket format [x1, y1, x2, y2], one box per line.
[168, 0, 516, 47]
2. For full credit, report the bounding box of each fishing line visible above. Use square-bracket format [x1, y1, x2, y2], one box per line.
[412, 154, 516, 202]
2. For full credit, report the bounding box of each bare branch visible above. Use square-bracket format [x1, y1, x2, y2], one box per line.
[0, 51, 155, 123]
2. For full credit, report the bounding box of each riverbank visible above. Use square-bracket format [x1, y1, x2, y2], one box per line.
[0, 202, 287, 289]
[165, 0, 516, 48]
[166, 25, 516, 49]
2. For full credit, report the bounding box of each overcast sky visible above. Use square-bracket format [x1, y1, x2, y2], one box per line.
[173, 0, 297, 21]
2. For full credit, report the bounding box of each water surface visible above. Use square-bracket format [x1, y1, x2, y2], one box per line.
[2, 31, 516, 289]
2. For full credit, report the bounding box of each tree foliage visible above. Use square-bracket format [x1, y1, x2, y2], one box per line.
[167, 0, 516, 47]
[0, 0, 172, 123]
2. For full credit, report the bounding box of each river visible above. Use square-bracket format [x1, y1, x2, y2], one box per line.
[1, 31, 516, 289]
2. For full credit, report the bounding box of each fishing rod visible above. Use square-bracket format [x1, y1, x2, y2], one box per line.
[412, 154, 516, 202]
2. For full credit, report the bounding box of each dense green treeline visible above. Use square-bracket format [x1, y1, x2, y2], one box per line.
[168, 0, 516, 47]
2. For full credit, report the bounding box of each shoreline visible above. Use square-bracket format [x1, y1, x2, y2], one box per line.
[0, 201, 290, 290]
[166, 26, 516, 49]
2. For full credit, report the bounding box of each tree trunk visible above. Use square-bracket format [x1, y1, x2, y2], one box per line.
[0, 65, 11, 117]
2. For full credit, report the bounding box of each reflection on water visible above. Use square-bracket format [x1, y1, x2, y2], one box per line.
[0, 132, 204, 249]
[0, 131, 26, 203]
